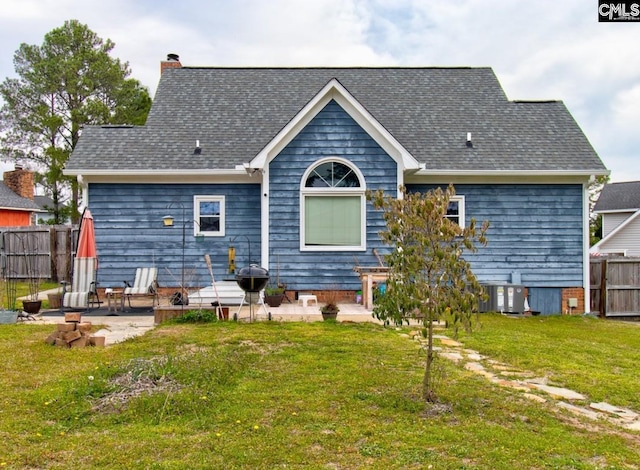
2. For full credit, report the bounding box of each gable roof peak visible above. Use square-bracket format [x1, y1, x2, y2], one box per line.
[251, 76, 420, 171]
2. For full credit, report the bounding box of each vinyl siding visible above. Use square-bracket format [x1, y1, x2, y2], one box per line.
[0, 210, 32, 226]
[88, 183, 261, 289]
[602, 212, 634, 237]
[268, 100, 397, 291]
[407, 184, 584, 287]
[598, 212, 640, 256]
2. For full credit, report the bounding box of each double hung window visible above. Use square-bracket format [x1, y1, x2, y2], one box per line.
[194, 195, 225, 236]
[445, 196, 465, 228]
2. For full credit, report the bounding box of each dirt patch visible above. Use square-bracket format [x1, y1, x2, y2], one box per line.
[91, 357, 181, 413]
[422, 402, 453, 418]
[152, 326, 188, 337]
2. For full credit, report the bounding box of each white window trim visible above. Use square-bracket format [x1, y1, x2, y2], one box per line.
[194, 195, 225, 237]
[300, 158, 366, 252]
[446, 195, 465, 229]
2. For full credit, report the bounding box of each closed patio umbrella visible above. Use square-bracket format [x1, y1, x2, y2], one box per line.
[76, 208, 97, 262]
[62, 208, 99, 310]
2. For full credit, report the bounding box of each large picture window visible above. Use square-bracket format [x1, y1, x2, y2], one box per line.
[194, 195, 225, 236]
[301, 159, 366, 251]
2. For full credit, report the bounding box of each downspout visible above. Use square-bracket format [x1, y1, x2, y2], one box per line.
[78, 175, 89, 210]
[583, 177, 592, 313]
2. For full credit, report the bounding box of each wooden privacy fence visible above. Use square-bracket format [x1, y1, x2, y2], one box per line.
[0, 226, 77, 282]
[590, 257, 640, 317]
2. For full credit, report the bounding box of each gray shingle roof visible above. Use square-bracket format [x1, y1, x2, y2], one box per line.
[0, 183, 41, 210]
[34, 195, 54, 211]
[594, 181, 640, 212]
[66, 67, 607, 174]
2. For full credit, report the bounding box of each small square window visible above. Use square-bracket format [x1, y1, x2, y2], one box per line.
[445, 196, 465, 228]
[194, 196, 225, 236]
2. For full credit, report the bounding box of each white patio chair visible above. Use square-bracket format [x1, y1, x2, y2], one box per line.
[123, 267, 158, 309]
[61, 257, 100, 310]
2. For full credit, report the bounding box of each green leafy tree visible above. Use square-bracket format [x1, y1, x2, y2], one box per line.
[0, 19, 151, 223]
[367, 184, 489, 403]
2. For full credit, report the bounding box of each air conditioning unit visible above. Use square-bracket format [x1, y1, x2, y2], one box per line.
[479, 284, 526, 313]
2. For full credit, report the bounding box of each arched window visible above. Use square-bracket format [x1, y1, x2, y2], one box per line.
[300, 159, 366, 251]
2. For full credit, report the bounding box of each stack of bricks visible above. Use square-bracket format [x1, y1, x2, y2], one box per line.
[45, 312, 105, 348]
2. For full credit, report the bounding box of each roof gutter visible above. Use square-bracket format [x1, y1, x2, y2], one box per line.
[413, 169, 611, 177]
[64, 169, 250, 177]
[0, 206, 40, 212]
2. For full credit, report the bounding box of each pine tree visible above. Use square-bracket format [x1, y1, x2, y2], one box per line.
[0, 20, 151, 223]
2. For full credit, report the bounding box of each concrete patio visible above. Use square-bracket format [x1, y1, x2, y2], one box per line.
[32, 296, 390, 346]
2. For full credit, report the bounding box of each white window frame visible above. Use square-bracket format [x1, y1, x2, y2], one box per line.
[300, 158, 366, 252]
[194, 195, 225, 237]
[446, 195, 465, 228]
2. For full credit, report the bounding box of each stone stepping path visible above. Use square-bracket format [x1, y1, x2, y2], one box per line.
[408, 331, 640, 431]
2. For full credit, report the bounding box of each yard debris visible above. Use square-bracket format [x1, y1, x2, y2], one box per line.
[17, 311, 36, 321]
[90, 357, 182, 413]
[44, 313, 104, 348]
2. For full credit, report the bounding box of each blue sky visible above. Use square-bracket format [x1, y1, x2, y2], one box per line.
[1, 0, 638, 182]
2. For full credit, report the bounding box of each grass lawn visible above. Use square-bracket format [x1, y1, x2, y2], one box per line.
[4, 281, 60, 310]
[0, 314, 638, 468]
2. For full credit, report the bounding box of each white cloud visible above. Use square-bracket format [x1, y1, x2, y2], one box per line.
[0, 0, 638, 181]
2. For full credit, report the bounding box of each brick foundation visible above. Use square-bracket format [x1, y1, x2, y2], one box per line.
[561, 287, 585, 315]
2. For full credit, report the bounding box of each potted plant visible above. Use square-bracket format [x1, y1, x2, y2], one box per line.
[264, 284, 285, 308]
[320, 290, 340, 320]
[22, 286, 43, 315]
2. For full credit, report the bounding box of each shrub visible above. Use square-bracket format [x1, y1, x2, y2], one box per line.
[173, 309, 218, 323]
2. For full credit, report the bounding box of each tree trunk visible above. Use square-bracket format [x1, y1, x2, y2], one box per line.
[422, 317, 437, 402]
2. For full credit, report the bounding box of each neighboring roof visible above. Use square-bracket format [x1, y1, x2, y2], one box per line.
[34, 195, 54, 211]
[594, 181, 640, 212]
[66, 67, 607, 175]
[0, 183, 41, 211]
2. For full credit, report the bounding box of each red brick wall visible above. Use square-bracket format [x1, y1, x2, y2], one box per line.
[3, 168, 34, 200]
[160, 56, 182, 74]
[561, 287, 585, 315]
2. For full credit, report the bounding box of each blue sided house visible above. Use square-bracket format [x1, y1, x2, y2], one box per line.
[64, 55, 608, 315]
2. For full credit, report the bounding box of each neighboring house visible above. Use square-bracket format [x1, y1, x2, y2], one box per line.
[591, 181, 640, 257]
[64, 55, 609, 314]
[33, 195, 59, 225]
[0, 167, 43, 226]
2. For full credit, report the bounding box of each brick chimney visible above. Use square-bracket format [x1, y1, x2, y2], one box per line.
[161, 53, 181, 74]
[3, 166, 34, 200]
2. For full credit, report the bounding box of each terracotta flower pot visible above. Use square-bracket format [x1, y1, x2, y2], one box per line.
[47, 293, 62, 309]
